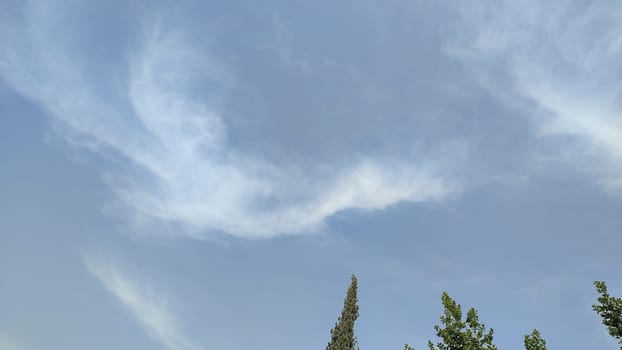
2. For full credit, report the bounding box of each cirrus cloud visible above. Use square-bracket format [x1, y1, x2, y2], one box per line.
[84, 256, 201, 350]
[446, 0, 622, 191]
[0, 1, 456, 238]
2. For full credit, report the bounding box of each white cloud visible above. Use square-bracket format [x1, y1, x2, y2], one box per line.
[446, 1, 622, 191]
[0, 2, 455, 238]
[84, 256, 201, 350]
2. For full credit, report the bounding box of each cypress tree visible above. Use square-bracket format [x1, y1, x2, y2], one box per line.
[327, 275, 359, 350]
[524, 329, 546, 350]
[593, 281, 622, 349]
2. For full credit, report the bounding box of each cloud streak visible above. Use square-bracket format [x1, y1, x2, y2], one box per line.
[84, 256, 201, 350]
[447, 0, 622, 190]
[0, 2, 455, 238]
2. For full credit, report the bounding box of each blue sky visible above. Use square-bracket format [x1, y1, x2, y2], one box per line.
[1, 1, 622, 349]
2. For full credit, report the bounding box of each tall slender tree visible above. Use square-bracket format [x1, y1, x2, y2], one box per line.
[428, 292, 498, 350]
[327, 275, 359, 350]
[524, 329, 546, 350]
[593, 281, 622, 349]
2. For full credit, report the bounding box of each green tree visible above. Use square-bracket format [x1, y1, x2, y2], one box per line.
[427, 292, 498, 350]
[524, 329, 546, 350]
[593, 281, 622, 349]
[327, 275, 359, 350]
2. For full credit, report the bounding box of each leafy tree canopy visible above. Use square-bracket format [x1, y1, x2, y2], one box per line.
[427, 292, 498, 350]
[593, 281, 622, 349]
[524, 329, 546, 350]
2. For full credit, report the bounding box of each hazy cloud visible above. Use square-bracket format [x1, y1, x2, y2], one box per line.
[0, 333, 27, 350]
[84, 256, 201, 350]
[447, 0, 622, 191]
[0, 2, 455, 238]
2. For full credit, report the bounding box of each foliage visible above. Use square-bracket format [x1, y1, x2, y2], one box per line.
[593, 281, 622, 349]
[324, 277, 622, 350]
[327, 275, 359, 350]
[524, 329, 546, 350]
[427, 292, 498, 350]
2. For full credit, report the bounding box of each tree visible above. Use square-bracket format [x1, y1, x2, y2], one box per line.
[593, 281, 622, 349]
[524, 329, 546, 350]
[327, 275, 359, 350]
[427, 292, 498, 350]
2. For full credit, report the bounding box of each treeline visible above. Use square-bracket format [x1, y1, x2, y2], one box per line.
[325, 276, 622, 350]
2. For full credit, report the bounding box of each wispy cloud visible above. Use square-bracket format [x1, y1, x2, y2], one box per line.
[84, 256, 201, 350]
[446, 1, 622, 191]
[0, 2, 455, 238]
